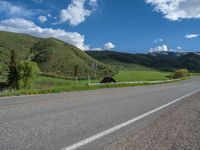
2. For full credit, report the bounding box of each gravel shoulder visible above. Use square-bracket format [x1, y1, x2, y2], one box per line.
[107, 92, 200, 150]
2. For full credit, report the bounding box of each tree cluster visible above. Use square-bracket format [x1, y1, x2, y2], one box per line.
[7, 50, 40, 89]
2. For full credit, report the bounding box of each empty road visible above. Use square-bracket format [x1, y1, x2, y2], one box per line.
[0, 77, 200, 150]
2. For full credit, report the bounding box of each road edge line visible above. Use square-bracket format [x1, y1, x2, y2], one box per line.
[62, 89, 200, 150]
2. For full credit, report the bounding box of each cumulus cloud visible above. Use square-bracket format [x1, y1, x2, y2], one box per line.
[185, 34, 199, 39]
[0, 0, 34, 17]
[47, 14, 51, 18]
[0, 18, 89, 50]
[91, 48, 102, 51]
[59, 0, 98, 26]
[90, 42, 116, 51]
[149, 44, 168, 53]
[146, 0, 200, 21]
[177, 46, 182, 50]
[103, 42, 115, 50]
[154, 38, 163, 43]
[38, 16, 47, 23]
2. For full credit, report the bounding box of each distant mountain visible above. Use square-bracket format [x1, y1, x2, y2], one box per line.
[148, 50, 200, 57]
[0, 31, 116, 80]
[86, 50, 200, 72]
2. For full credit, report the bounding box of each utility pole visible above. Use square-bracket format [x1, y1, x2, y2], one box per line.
[88, 75, 91, 85]
[74, 65, 78, 85]
[92, 61, 97, 81]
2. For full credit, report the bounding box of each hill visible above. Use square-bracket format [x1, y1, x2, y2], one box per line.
[86, 50, 200, 72]
[86, 51, 154, 71]
[0, 31, 116, 81]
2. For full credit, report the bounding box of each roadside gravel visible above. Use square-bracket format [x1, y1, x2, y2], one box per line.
[107, 92, 200, 150]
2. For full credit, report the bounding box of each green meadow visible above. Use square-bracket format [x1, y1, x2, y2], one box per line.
[0, 70, 172, 97]
[114, 71, 170, 82]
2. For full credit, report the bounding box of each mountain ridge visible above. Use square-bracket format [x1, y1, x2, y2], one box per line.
[86, 50, 200, 72]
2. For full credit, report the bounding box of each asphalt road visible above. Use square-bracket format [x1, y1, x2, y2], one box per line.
[0, 77, 200, 150]
[107, 91, 200, 150]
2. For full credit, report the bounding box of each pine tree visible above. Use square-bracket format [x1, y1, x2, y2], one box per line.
[7, 49, 19, 89]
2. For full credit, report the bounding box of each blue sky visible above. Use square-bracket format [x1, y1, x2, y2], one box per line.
[0, 0, 200, 53]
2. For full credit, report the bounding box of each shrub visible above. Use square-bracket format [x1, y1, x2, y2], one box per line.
[17, 61, 40, 89]
[173, 69, 189, 79]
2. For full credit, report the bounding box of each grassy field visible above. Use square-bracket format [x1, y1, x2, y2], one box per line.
[114, 71, 170, 82]
[36, 76, 92, 90]
[111, 63, 155, 71]
[0, 76, 98, 96]
[0, 70, 172, 97]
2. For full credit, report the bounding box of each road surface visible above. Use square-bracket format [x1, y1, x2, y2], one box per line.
[107, 90, 200, 150]
[0, 77, 200, 150]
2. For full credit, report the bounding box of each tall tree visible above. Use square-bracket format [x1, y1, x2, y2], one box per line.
[7, 49, 19, 89]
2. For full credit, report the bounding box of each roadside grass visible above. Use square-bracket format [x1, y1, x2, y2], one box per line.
[114, 71, 170, 82]
[0, 70, 174, 97]
[0, 80, 170, 97]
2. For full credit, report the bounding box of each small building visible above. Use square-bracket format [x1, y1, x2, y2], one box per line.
[100, 76, 116, 83]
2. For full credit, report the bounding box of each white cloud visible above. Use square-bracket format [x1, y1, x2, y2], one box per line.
[149, 44, 168, 53]
[0, 0, 34, 17]
[0, 18, 89, 50]
[59, 0, 98, 26]
[177, 46, 182, 50]
[146, 0, 200, 21]
[38, 16, 47, 23]
[91, 42, 116, 51]
[185, 34, 199, 39]
[103, 42, 115, 50]
[154, 38, 163, 43]
[91, 48, 102, 51]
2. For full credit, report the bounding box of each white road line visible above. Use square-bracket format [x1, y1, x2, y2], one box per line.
[62, 89, 200, 150]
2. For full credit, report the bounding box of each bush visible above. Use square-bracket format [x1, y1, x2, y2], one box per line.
[17, 61, 40, 89]
[173, 69, 189, 79]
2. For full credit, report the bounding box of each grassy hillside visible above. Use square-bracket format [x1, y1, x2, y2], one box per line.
[0, 31, 40, 59]
[87, 50, 200, 72]
[86, 51, 154, 71]
[178, 53, 200, 71]
[0, 31, 116, 81]
[0, 31, 40, 81]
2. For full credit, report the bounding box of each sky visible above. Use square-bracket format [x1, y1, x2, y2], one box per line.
[0, 0, 200, 53]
